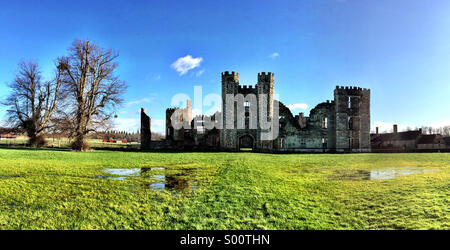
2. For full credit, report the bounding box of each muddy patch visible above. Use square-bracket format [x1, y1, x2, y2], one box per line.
[331, 166, 439, 181]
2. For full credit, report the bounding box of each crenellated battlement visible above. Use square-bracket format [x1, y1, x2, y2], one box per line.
[221, 71, 239, 82]
[257, 72, 274, 82]
[238, 84, 255, 90]
[335, 85, 370, 95]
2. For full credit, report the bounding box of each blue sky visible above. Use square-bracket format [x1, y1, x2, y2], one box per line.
[0, 0, 449, 133]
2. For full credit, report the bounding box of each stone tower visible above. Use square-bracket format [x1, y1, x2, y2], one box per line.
[220, 71, 240, 149]
[140, 108, 152, 149]
[220, 71, 275, 151]
[256, 72, 275, 150]
[334, 86, 370, 152]
[256, 72, 275, 120]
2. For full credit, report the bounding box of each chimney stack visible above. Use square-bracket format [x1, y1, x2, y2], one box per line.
[393, 124, 398, 134]
[376, 127, 379, 135]
[186, 100, 191, 110]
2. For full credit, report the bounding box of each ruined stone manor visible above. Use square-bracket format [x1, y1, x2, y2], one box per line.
[141, 71, 371, 153]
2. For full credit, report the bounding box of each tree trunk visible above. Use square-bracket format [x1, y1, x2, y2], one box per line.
[72, 133, 88, 151]
[28, 131, 45, 148]
[72, 115, 89, 151]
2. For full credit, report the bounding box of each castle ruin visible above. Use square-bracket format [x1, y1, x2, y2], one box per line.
[141, 71, 371, 153]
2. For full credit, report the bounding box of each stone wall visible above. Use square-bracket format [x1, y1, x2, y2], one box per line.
[140, 108, 151, 149]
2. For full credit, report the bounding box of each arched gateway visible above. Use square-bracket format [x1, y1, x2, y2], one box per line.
[239, 134, 254, 151]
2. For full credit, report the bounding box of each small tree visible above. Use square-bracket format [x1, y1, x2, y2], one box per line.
[59, 39, 127, 151]
[2, 61, 63, 147]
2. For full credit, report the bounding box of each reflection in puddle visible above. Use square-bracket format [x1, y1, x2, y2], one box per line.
[142, 174, 198, 192]
[94, 176, 126, 180]
[103, 168, 141, 176]
[98, 167, 198, 192]
[370, 168, 438, 180]
[150, 182, 165, 191]
[331, 166, 439, 181]
[153, 175, 165, 180]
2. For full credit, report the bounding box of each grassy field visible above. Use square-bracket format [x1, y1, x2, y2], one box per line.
[0, 148, 448, 230]
[0, 138, 140, 149]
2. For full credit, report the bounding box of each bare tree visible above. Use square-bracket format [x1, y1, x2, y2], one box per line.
[2, 60, 63, 147]
[58, 39, 127, 151]
[443, 126, 450, 136]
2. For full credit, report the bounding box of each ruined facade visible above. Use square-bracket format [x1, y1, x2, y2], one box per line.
[140, 108, 151, 149]
[158, 71, 372, 153]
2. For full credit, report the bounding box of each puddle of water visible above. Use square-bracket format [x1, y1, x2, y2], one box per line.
[150, 182, 165, 191]
[103, 168, 141, 176]
[99, 167, 199, 192]
[153, 175, 165, 181]
[331, 166, 439, 181]
[102, 167, 166, 177]
[370, 168, 438, 180]
[141, 175, 199, 192]
[94, 176, 126, 180]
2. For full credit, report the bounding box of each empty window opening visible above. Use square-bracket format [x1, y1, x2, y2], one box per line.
[322, 117, 328, 129]
[322, 138, 328, 149]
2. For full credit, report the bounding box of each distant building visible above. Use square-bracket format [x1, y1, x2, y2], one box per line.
[417, 134, 446, 150]
[444, 137, 450, 149]
[371, 124, 447, 152]
[0, 133, 16, 140]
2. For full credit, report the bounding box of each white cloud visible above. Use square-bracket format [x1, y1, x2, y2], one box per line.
[287, 103, 308, 110]
[195, 69, 205, 77]
[125, 98, 152, 107]
[171, 55, 203, 75]
[269, 52, 279, 59]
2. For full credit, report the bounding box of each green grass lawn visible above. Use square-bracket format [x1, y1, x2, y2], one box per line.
[0, 148, 448, 230]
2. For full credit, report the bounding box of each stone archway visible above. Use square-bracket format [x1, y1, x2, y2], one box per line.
[239, 134, 254, 151]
